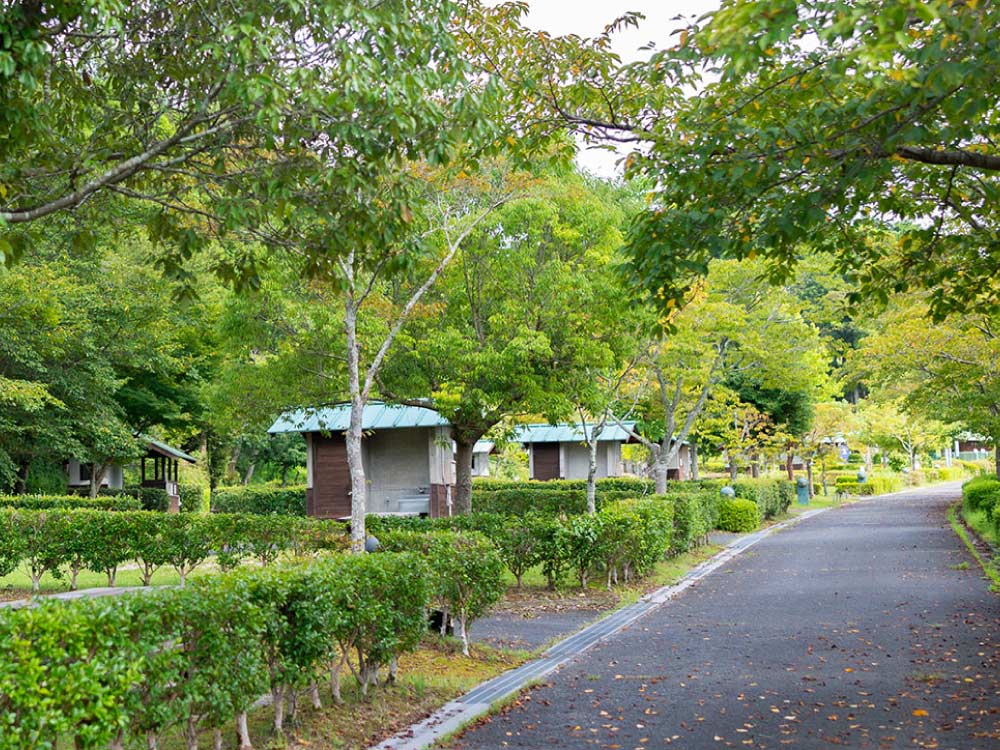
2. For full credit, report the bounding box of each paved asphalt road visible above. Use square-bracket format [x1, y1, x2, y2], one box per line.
[450, 484, 1000, 749]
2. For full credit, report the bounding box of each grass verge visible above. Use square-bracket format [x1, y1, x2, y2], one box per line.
[947, 502, 1000, 592]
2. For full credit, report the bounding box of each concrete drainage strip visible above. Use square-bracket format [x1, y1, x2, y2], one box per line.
[372, 508, 829, 750]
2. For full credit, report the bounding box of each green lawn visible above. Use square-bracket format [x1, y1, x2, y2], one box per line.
[0, 561, 217, 601]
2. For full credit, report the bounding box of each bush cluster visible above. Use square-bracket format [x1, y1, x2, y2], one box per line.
[0, 551, 429, 750]
[731, 478, 794, 518]
[0, 494, 142, 512]
[211, 485, 308, 515]
[472, 477, 656, 494]
[834, 475, 905, 496]
[371, 488, 724, 591]
[0, 510, 346, 591]
[717, 497, 760, 532]
[963, 475, 1000, 523]
[379, 530, 505, 655]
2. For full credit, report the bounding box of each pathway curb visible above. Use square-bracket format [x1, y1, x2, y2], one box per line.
[370, 507, 829, 750]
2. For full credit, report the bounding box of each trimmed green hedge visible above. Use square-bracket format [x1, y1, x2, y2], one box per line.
[834, 475, 904, 496]
[471, 477, 656, 494]
[380, 530, 505, 654]
[0, 509, 347, 591]
[963, 475, 1000, 522]
[0, 494, 142, 512]
[211, 485, 307, 515]
[370, 489, 720, 590]
[717, 497, 760, 532]
[731, 478, 794, 519]
[0, 550, 432, 749]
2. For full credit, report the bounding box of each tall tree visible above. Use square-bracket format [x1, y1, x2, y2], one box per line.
[855, 298, 1000, 477]
[619, 260, 828, 492]
[380, 173, 636, 513]
[470, 1, 1000, 318]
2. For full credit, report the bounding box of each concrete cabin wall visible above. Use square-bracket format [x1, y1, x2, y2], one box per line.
[530, 441, 624, 480]
[305, 427, 454, 518]
[471, 451, 490, 477]
[66, 460, 124, 490]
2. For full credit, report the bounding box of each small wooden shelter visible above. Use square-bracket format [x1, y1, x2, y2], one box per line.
[269, 402, 455, 519]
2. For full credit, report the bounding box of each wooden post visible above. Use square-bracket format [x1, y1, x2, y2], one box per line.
[140, 457, 146, 483]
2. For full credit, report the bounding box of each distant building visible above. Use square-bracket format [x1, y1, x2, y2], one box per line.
[955, 431, 992, 461]
[516, 422, 656, 481]
[471, 440, 494, 477]
[269, 402, 454, 518]
[67, 437, 196, 512]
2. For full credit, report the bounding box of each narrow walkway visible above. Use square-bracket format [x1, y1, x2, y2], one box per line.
[446, 484, 1000, 749]
[374, 509, 828, 750]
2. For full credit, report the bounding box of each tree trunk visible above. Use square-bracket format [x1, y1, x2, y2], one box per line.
[453, 435, 476, 515]
[728, 456, 738, 481]
[226, 444, 241, 484]
[806, 460, 814, 498]
[242, 463, 255, 485]
[751, 460, 760, 478]
[653, 459, 668, 494]
[272, 685, 285, 733]
[236, 712, 252, 750]
[185, 715, 198, 750]
[344, 294, 368, 552]
[995, 443, 999, 480]
[586, 438, 599, 514]
[690, 444, 699, 481]
[785, 451, 794, 481]
[15, 461, 29, 494]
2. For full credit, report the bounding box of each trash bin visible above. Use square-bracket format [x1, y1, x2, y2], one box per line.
[796, 476, 809, 506]
[856, 468, 867, 485]
[365, 535, 381, 553]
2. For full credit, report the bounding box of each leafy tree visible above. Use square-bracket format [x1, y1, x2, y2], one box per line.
[380, 172, 632, 513]
[855, 299, 1000, 476]
[472, 1, 1000, 318]
[619, 260, 827, 492]
[858, 398, 950, 473]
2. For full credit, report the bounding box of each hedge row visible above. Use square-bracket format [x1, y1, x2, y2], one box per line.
[0, 510, 346, 591]
[370, 489, 723, 590]
[471, 477, 656, 494]
[717, 497, 760, 532]
[211, 484, 307, 515]
[835, 475, 905, 496]
[0, 550, 440, 750]
[0, 494, 142, 512]
[98, 484, 207, 512]
[963, 475, 1000, 523]
[470, 487, 642, 516]
[378, 531, 506, 655]
[730, 478, 794, 518]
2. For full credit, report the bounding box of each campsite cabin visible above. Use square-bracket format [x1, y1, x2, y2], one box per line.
[68, 437, 196, 512]
[516, 422, 637, 481]
[471, 440, 494, 477]
[269, 403, 455, 519]
[139, 439, 197, 512]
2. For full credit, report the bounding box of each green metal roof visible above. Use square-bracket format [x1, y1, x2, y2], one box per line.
[269, 402, 449, 434]
[515, 422, 636, 444]
[143, 436, 197, 463]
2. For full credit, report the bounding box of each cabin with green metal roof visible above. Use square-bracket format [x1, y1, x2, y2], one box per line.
[269, 402, 455, 519]
[515, 422, 691, 481]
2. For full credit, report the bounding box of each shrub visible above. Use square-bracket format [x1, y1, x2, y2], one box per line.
[380, 530, 504, 655]
[0, 494, 142, 512]
[212, 485, 307, 515]
[0, 551, 431, 750]
[717, 498, 760, 532]
[732, 478, 793, 518]
[963, 476, 1000, 521]
[178, 483, 209, 513]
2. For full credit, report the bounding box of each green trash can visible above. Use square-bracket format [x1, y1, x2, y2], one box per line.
[796, 476, 809, 506]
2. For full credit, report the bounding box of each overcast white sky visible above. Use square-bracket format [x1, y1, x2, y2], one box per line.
[516, 0, 722, 175]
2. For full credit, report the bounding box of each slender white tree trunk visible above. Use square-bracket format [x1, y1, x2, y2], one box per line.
[344, 294, 368, 553]
[586, 438, 599, 514]
[236, 712, 252, 750]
